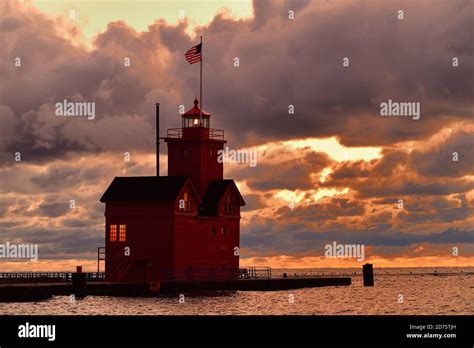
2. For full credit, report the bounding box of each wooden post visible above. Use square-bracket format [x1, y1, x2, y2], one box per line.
[363, 263, 374, 286]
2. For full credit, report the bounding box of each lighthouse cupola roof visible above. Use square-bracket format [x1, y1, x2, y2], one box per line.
[182, 99, 210, 128]
[183, 99, 210, 117]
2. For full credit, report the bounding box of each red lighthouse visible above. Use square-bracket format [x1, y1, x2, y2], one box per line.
[100, 99, 245, 282]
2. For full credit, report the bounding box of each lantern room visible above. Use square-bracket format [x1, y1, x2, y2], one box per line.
[182, 99, 210, 128]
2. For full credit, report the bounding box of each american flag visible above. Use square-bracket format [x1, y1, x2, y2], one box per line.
[184, 43, 202, 64]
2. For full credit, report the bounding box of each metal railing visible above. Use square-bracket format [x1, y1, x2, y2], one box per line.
[0, 267, 272, 283]
[166, 127, 225, 140]
[241, 267, 272, 279]
[0, 272, 105, 283]
[87, 272, 106, 281]
[166, 266, 272, 282]
[209, 128, 225, 140]
[167, 128, 182, 138]
[97, 246, 106, 272]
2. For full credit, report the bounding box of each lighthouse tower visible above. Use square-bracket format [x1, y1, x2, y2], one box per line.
[165, 99, 225, 197]
[100, 99, 245, 283]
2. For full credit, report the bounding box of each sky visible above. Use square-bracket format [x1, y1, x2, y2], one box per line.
[0, 0, 473, 271]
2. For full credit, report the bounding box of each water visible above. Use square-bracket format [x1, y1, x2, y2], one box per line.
[1, 268, 473, 315]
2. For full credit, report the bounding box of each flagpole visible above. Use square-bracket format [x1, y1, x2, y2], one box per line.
[199, 35, 203, 127]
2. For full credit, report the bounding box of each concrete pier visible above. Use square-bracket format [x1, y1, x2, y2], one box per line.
[0, 277, 351, 302]
[158, 277, 351, 293]
[0, 283, 66, 302]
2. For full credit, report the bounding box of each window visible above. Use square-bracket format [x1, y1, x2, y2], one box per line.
[224, 196, 232, 215]
[183, 149, 188, 157]
[180, 192, 192, 213]
[110, 224, 117, 242]
[119, 224, 126, 242]
[221, 227, 226, 235]
[178, 192, 193, 213]
[211, 227, 216, 236]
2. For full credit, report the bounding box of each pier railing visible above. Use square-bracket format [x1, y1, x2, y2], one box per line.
[166, 267, 272, 282]
[0, 272, 105, 283]
[0, 267, 273, 283]
[241, 267, 272, 279]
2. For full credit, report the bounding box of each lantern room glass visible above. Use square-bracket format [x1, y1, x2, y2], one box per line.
[182, 116, 209, 128]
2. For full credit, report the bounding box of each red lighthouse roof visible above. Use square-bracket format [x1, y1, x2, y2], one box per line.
[100, 176, 200, 203]
[200, 180, 245, 216]
[183, 99, 210, 117]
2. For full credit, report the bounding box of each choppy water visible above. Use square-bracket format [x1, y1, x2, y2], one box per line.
[1, 267, 473, 315]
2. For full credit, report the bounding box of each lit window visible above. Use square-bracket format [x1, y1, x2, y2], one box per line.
[119, 224, 126, 242]
[221, 227, 226, 235]
[110, 224, 117, 242]
[211, 227, 216, 236]
[181, 192, 192, 213]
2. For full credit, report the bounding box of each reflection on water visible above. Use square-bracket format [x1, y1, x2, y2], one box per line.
[1, 268, 473, 315]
